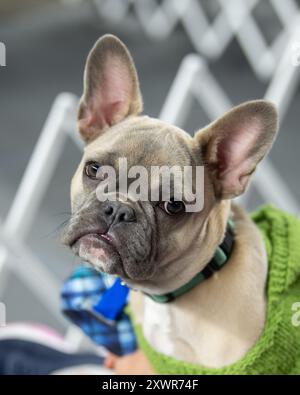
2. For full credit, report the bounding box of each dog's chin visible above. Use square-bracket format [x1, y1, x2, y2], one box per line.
[71, 233, 155, 282]
[72, 234, 125, 277]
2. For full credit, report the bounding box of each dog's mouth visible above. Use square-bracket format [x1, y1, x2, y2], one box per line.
[70, 231, 125, 276]
[70, 231, 111, 248]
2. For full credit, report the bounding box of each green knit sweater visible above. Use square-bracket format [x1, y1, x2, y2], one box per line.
[132, 206, 300, 374]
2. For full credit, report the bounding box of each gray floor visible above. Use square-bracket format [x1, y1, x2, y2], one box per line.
[0, 2, 299, 333]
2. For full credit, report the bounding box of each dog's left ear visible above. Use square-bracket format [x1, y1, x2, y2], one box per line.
[78, 34, 143, 143]
[195, 100, 278, 199]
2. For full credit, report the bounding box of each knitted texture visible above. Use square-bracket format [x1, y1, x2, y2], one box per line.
[131, 205, 300, 374]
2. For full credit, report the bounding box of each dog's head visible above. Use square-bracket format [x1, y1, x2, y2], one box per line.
[62, 35, 278, 293]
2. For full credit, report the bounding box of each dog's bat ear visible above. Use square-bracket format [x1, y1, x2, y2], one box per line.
[195, 100, 279, 199]
[78, 34, 143, 143]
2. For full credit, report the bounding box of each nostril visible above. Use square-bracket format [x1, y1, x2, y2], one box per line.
[118, 207, 136, 223]
[104, 205, 114, 216]
[119, 212, 126, 222]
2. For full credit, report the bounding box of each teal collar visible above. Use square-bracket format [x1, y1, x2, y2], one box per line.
[146, 220, 235, 303]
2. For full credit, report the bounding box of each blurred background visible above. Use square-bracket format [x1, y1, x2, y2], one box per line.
[0, 0, 299, 339]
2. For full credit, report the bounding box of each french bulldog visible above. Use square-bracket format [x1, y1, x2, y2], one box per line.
[62, 34, 278, 370]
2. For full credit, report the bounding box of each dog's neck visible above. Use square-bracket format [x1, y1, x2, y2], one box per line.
[146, 220, 235, 303]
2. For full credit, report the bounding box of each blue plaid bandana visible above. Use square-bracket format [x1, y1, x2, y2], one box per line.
[61, 265, 137, 356]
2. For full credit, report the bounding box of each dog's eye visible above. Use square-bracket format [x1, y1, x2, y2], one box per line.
[163, 200, 186, 215]
[85, 162, 101, 179]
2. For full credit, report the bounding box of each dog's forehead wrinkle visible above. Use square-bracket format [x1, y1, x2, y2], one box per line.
[84, 116, 194, 168]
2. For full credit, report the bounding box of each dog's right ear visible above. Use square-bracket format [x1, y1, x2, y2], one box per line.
[78, 35, 143, 143]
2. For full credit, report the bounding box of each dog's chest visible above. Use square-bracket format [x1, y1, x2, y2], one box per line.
[142, 297, 201, 361]
[143, 299, 175, 355]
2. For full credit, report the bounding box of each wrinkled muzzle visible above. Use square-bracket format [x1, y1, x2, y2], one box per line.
[61, 192, 157, 281]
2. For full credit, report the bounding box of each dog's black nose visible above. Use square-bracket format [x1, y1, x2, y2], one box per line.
[103, 201, 136, 226]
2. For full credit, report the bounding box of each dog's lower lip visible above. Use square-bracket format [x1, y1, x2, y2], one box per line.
[71, 232, 122, 261]
[70, 231, 111, 247]
[70, 231, 126, 275]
